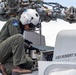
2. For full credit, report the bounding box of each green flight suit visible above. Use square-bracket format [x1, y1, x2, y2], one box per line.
[0, 17, 33, 74]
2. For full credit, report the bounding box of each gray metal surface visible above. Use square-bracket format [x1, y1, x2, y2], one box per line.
[0, 73, 2, 75]
[23, 31, 45, 46]
[12, 72, 20, 75]
[31, 44, 54, 51]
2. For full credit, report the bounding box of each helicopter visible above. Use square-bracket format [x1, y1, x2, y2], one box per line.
[0, 0, 76, 24]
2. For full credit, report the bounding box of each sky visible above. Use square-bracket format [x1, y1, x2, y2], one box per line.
[44, 0, 76, 7]
[0, 0, 76, 47]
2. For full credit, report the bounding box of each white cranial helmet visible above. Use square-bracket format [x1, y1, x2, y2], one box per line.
[20, 9, 40, 27]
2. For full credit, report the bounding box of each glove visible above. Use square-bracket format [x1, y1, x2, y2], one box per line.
[24, 39, 33, 45]
[29, 46, 40, 53]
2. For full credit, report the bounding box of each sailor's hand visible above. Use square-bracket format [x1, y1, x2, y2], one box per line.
[24, 39, 33, 45]
[29, 46, 40, 53]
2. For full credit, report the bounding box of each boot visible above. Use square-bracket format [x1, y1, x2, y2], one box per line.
[12, 66, 32, 74]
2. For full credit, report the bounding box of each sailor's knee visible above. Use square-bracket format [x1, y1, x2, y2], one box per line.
[15, 34, 24, 40]
[15, 34, 23, 37]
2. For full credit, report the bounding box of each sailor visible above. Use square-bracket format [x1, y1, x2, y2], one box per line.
[0, 9, 40, 75]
